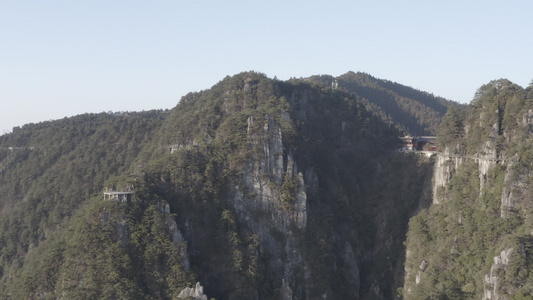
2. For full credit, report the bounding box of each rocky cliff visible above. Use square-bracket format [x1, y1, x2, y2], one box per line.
[404, 79, 533, 299]
[122, 72, 439, 299]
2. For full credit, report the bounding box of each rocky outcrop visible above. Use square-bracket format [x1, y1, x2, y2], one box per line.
[177, 282, 208, 300]
[432, 144, 497, 204]
[432, 150, 463, 204]
[230, 112, 309, 298]
[157, 201, 190, 271]
[478, 140, 498, 193]
[483, 248, 517, 300]
[235, 113, 307, 230]
[500, 153, 531, 218]
[415, 260, 428, 285]
[343, 242, 360, 298]
[101, 208, 129, 245]
[280, 279, 294, 300]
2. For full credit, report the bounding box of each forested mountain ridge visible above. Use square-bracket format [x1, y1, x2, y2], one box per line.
[0, 111, 173, 298]
[403, 79, 533, 299]
[0, 70, 463, 299]
[304, 71, 462, 135]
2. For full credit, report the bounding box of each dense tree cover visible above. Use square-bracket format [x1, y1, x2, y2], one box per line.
[0, 111, 167, 297]
[404, 79, 533, 299]
[147, 72, 412, 298]
[10, 195, 194, 299]
[438, 105, 465, 151]
[0, 71, 461, 299]
[305, 71, 462, 135]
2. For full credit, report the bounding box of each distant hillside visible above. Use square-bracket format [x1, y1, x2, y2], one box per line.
[305, 71, 462, 135]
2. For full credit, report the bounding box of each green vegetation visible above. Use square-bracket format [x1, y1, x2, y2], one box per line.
[438, 105, 465, 151]
[404, 79, 533, 299]
[305, 71, 461, 135]
[3, 71, 528, 299]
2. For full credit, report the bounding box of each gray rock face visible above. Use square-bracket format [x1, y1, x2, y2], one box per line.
[432, 144, 497, 205]
[101, 208, 129, 245]
[157, 200, 191, 271]
[295, 171, 307, 229]
[483, 248, 515, 300]
[432, 150, 464, 204]
[500, 154, 530, 218]
[236, 113, 308, 230]
[415, 260, 428, 285]
[478, 141, 497, 193]
[343, 242, 360, 298]
[177, 282, 208, 300]
[230, 112, 310, 298]
[280, 279, 294, 300]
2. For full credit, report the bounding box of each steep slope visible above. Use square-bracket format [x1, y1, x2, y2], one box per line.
[0, 111, 166, 256]
[0, 111, 176, 298]
[0, 71, 442, 299]
[148, 72, 435, 299]
[403, 79, 533, 299]
[305, 71, 461, 135]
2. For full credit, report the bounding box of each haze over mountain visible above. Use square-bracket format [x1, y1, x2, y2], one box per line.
[1, 71, 532, 299]
[3, 1, 532, 134]
[305, 72, 460, 135]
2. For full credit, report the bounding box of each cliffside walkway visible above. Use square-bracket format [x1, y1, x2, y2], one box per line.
[396, 150, 438, 157]
[0, 146, 36, 151]
[441, 154, 501, 162]
[396, 150, 502, 163]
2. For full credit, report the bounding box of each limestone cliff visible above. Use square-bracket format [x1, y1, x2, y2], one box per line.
[156, 72, 442, 299]
[404, 79, 533, 299]
[178, 282, 208, 300]
[231, 112, 309, 298]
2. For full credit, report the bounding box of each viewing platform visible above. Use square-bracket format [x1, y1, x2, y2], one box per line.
[103, 190, 134, 202]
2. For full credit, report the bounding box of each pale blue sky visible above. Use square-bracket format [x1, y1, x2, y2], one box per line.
[1, 0, 532, 133]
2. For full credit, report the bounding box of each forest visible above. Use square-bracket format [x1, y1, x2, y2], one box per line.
[404, 79, 533, 299]
[1, 72, 530, 299]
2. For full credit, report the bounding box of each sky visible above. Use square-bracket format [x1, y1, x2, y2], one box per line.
[1, 0, 532, 134]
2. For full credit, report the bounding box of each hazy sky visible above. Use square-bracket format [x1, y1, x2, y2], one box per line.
[1, 1, 532, 133]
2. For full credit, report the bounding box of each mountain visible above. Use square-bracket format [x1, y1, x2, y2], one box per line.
[304, 71, 461, 135]
[403, 79, 533, 299]
[0, 70, 468, 299]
